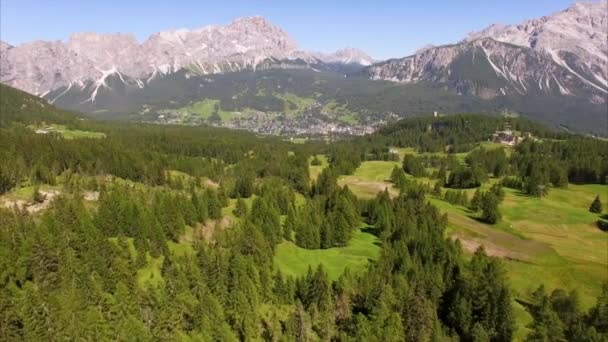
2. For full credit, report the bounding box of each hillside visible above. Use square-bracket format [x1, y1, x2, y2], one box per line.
[0, 84, 80, 127]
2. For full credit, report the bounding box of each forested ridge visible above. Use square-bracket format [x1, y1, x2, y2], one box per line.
[1, 84, 607, 341]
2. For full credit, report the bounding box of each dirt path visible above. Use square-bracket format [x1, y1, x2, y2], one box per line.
[452, 234, 515, 258]
[3, 189, 60, 213]
[194, 216, 233, 241]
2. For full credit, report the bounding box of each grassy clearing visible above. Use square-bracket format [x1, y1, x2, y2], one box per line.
[167, 226, 196, 258]
[338, 150, 608, 312]
[109, 231, 165, 290]
[339, 166, 605, 340]
[497, 185, 608, 308]
[338, 160, 400, 199]
[223, 196, 257, 220]
[108, 237, 138, 260]
[309, 155, 329, 183]
[321, 100, 359, 124]
[0, 184, 62, 205]
[274, 92, 315, 117]
[137, 254, 164, 289]
[338, 114, 359, 125]
[274, 227, 380, 280]
[181, 99, 235, 121]
[30, 124, 105, 139]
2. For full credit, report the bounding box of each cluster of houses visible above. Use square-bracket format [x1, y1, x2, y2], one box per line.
[491, 125, 533, 146]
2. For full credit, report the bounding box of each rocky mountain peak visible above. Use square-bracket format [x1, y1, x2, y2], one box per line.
[366, 0, 607, 104]
[0, 40, 12, 51]
[463, 0, 607, 92]
[0, 16, 320, 97]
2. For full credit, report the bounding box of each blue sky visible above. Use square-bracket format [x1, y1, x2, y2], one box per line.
[0, 0, 576, 59]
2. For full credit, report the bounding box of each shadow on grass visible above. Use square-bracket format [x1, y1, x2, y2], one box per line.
[360, 226, 383, 247]
[512, 191, 540, 199]
[515, 298, 536, 316]
[597, 219, 608, 232]
[470, 216, 493, 225]
[361, 226, 379, 237]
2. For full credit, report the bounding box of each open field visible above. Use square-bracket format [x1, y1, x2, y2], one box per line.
[337, 152, 608, 311]
[274, 226, 380, 280]
[336, 153, 607, 338]
[179, 99, 240, 121]
[274, 92, 315, 117]
[137, 254, 165, 289]
[30, 124, 106, 139]
[309, 155, 329, 182]
[338, 160, 400, 198]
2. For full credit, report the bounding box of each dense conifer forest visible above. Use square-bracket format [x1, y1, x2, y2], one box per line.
[0, 84, 607, 341]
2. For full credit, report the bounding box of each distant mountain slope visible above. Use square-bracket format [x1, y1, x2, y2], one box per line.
[45, 68, 606, 135]
[366, 38, 605, 101]
[0, 84, 79, 127]
[0, 16, 371, 99]
[362, 1, 607, 134]
[464, 0, 607, 93]
[365, 1, 607, 98]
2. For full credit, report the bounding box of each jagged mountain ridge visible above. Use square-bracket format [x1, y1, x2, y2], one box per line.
[464, 0, 607, 91]
[0, 16, 371, 100]
[364, 1, 608, 103]
[367, 38, 606, 102]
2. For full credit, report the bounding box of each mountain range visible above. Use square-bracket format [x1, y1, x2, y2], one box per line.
[366, 0, 607, 103]
[1, 1, 606, 135]
[0, 16, 372, 98]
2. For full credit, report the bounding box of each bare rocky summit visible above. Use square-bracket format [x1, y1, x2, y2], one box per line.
[364, 1, 608, 102]
[0, 16, 367, 99]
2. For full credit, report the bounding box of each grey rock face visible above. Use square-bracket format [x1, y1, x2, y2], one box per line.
[0, 16, 324, 99]
[365, 1, 607, 101]
[464, 0, 607, 93]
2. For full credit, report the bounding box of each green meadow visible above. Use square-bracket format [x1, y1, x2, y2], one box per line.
[338, 160, 400, 198]
[274, 226, 380, 280]
[309, 154, 329, 182]
[274, 92, 315, 117]
[337, 149, 608, 312]
[30, 124, 106, 139]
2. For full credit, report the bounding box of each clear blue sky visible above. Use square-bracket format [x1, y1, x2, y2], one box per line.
[0, 0, 576, 59]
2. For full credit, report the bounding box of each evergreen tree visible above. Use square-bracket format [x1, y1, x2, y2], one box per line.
[206, 189, 222, 220]
[481, 192, 501, 224]
[233, 198, 247, 218]
[191, 189, 208, 223]
[469, 188, 482, 212]
[432, 181, 442, 197]
[32, 186, 45, 204]
[437, 165, 447, 186]
[403, 154, 426, 177]
[590, 195, 603, 214]
[283, 204, 296, 241]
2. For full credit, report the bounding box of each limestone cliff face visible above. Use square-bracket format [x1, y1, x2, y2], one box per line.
[364, 1, 607, 102]
[0, 17, 317, 99]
